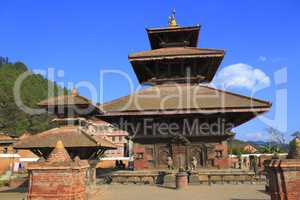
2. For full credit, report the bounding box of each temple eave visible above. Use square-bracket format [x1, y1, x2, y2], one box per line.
[99, 107, 270, 116]
[146, 24, 200, 32]
[129, 54, 224, 61]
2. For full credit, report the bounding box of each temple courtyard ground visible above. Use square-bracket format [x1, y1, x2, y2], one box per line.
[0, 184, 270, 200]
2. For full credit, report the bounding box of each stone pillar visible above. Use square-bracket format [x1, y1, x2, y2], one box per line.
[27, 140, 89, 200]
[267, 137, 300, 200]
[88, 160, 98, 186]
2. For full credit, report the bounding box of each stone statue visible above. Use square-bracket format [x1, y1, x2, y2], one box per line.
[243, 157, 248, 169]
[167, 156, 174, 170]
[191, 156, 197, 170]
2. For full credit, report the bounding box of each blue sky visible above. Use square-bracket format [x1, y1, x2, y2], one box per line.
[0, 0, 299, 141]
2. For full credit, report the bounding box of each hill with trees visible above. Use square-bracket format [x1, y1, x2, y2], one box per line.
[0, 57, 66, 136]
[229, 139, 288, 155]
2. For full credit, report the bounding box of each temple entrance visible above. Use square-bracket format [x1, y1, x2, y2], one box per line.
[171, 145, 188, 169]
[156, 144, 172, 169]
[189, 144, 208, 168]
[153, 143, 209, 170]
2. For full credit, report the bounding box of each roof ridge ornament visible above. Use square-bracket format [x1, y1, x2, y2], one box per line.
[168, 8, 178, 27]
[71, 88, 78, 97]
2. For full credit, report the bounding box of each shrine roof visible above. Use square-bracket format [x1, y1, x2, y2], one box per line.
[0, 133, 18, 144]
[14, 126, 117, 149]
[28, 141, 89, 169]
[37, 94, 91, 107]
[0, 133, 14, 141]
[129, 47, 225, 61]
[98, 84, 271, 115]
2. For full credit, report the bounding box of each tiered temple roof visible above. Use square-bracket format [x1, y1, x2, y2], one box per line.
[99, 11, 271, 135]
[100, 84, 270, 114]
[128, 11, 225, 85]
[99, 13, 271, 142]
[129, 47, 224, 60]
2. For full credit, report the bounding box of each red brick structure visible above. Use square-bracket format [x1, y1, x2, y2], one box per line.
[267, 138, 300, 200]
[27, 140, 89, 200]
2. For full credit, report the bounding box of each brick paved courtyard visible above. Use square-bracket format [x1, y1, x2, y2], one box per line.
[0, 184, 270, 200]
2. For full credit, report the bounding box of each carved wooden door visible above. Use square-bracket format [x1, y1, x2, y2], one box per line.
[172, 145, 188, 169]
[156, 144, 171, 169]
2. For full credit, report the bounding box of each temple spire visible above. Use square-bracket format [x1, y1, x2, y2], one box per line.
[168, 9, 178, 27]
[47, 140, 72, 163]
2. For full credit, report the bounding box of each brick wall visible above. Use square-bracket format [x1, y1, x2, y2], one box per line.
[28, 169, 87, 200]
[268, 159, 300, 200]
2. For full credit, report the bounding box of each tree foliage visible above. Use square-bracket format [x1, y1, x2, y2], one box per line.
[0, 58, 67, 136]
[263, 126, 288, 153]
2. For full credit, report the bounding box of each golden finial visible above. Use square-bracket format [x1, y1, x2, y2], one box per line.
[168, 8, 178, 27]
[55, 140, 64, 149]
[71, 88, 78, 97]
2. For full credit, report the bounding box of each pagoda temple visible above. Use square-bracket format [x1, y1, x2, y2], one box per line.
[99, 11, 272, 169]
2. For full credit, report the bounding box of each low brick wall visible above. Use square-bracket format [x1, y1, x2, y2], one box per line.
[97, 169, 266, 185]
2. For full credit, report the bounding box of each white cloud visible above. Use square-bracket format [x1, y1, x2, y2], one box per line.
[213, 63, 271, 90]
[258, 56, 267, 62]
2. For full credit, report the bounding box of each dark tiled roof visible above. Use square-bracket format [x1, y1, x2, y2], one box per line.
[14, 126, 117, 149]
[99, 84, 271, 114]
[129, 47, 225, 61]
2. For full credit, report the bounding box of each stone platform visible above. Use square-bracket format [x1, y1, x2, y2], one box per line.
[96, 169, 266, 186]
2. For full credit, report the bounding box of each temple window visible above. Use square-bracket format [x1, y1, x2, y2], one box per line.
[135, 153, 144, 160]
[215, 150, 223, 158]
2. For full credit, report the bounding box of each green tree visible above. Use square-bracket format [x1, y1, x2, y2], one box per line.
[0, 60, 67, 136]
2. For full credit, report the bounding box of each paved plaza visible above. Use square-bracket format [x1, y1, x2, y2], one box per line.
[97, 185, 270, 200]
[0, 184, 270, 200]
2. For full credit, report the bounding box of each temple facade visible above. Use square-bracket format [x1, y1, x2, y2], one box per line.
[99, 12, 271, 170]
[16, 12, 271, 171]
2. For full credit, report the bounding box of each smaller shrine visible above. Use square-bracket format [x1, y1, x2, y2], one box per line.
[15, 90, 117, 184]
[27, 140, 89, 200]
[15, 89, 117, 159]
